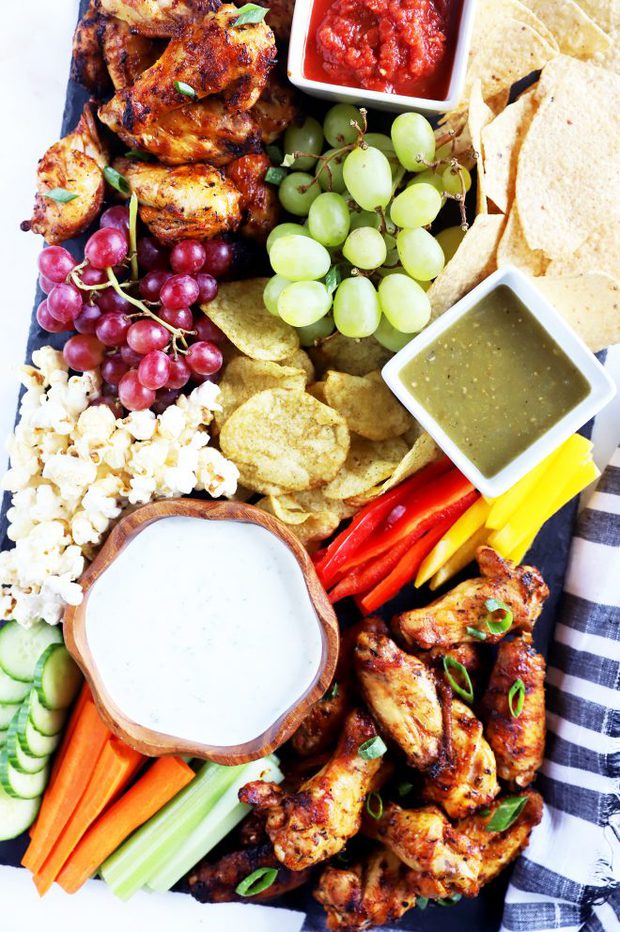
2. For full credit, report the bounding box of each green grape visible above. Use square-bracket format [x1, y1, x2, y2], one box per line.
[378, 273, 431, 333]
[374, 315, 414, 352]
[333, 277, 381, 338]
[390, 183, 442, 229]
[435, 141, 454, 160]
[349, 210, 381, 232]
[436, 225, 466, 263]
[283, 117, 324, 171]
[266, 222, 311, 253]
[297, 314, 335, 346]
[364, 133, 395, 154]
[408, 169, 445, 197]
[397, 228, 445, 281]
[315, 149, 347, 193]
[343, 146, 392, 211]
[263, 274, 291, 315]
[441, 165, 472, 196]
[308, 192, 350, 247]
[270, 234, 331, 281]
[323, 104, 363, 147]
[342, 227, 387, 269]
[391, 112, 436, 172]
[277, 281, 332, 327]
[279, 173, 321, 216]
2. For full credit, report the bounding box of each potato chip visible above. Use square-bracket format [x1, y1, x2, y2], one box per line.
[323, 435, 409, 502]
[258, 491, 355, 546]
[481, 92, 537, 214]
[547, 218, 620, 280]
[349, 432, 443, 505]
[467, 79, 495, 215]
[309, 332, 392, 377]
[220, 388, 350, 494]
[533, 273, 620, 352]
[215, 357, 307, 429]
[324, 371, 412, 441]
[202, 278, 299, 361]
[280, 348, 315, 382]
[307, 381, 328, 403]
[520, 0, 611, 58]
[496, 205, 549, 276]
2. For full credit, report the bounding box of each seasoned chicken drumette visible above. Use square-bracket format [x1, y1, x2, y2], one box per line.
[99, 0, 218, 37]
[188, 843, 312, 903]
[101, 15, 164, 90]
[393, 547, 549, 650]
[253, 0, 294, 42]
[252, 69, 299, 144]
[70, 0, 110, 95]
[482, 634, 546, 787]
[239, 709, 385, 870]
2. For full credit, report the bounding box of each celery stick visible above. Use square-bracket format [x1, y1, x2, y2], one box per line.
[100, 760, 245, 900]
[146, 755, 283, 893]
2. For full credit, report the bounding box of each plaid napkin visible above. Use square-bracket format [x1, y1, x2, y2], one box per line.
[500, 448, 620, 932]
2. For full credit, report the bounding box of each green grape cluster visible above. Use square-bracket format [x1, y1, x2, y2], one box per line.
[264, 105, 470, 347]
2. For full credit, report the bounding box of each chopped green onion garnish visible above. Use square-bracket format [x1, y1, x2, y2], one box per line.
[103, 166, 130, 195]
[358, 736, 387, 761]
[124, 148, 155, 161]
[397, 780, 414, 798]
[324, 265, 342, 295]
[417, 897, 429, 910]
[365, 792, 383, 820]
[466, 625, 487, 641]
[174, 80, 197, 99]
[484, 598, 513, 635]
[508, 678, 525, 718]
[128, 192, 139, 282]
[443, 655, 474, 703]
[485, 796, 528, 832]
[235, 866, 278, 897]
[44, 188, 78, 203]
[233, 3, 268, 25]
[265, 166, 287, 186]
[323, 681, 339, 701]
[281, 153, 296, 168]
[436, 894, 462, 906]
[266, 144, 283, 164]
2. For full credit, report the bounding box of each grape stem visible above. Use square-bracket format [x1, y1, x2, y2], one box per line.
[105, 267, 191, 353]
[128, 193, 139, 282]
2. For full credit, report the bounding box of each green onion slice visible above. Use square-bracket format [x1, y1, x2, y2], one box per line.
[508, 678, 525, 718]
[436, 894, 463, 906]
[397, 780, 414, 798]
[235, 866, 278, 897]
[324, 265, 342, 295]
[443, 655, 474, 703]
[365, 792, 383, 820]
[174, 80, 197, 99]
[485, 796, 528, 832]
[484, 598, 513, 635]
[265, 166, 287, 186]
[416, 897, 429, 910]
[44, 188, 78, 203]
[358, 736, 387, 761]
[266, 144, 283, 164]
[103, 166, 130, 195]
[281, 153, 296, 168]
[233, 3, 268, 25]
[466, 625, 487, 641]
[323, 681, 339, 701]
[124, 148, 155, 161]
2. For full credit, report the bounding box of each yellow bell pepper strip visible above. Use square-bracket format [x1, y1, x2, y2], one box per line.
[485, 445, 564, 530]
[415, 497, 492, 587]
[428, 526, 490, 591]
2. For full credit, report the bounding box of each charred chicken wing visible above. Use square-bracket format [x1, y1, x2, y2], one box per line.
[70, 0, 110, 95]
[188, 843, 312, 902]
[255, 0, 294, 42]
[393, 547, 549, 650]
[98, 0, 218, 37]
[482, 634, 546, 787]
[101, 15, 164, 90]
[239, 708, 386, 870]
[226, 153, 279, 240]
[252, 69, 299, 143]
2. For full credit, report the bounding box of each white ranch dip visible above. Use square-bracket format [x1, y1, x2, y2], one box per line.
[85, 516, 324, 747]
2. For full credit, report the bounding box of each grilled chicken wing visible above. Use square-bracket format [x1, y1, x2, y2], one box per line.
[252, 70, 299, 143]
[239, 709, 385, 870]
[420, 643, 485, 690]
[354, 629, 443, 769]
[114, 157, 242, 243]
[188, 843, 312, 902]
[393, 547, 549, 650]
[482, 634, 546, 787]
[457, 789, 543, 885]
[99, 5, 276, 133]
[98, 0, 218, 37]
[226, 153, 279, 240]
[70, 0, 110, 94]
[364, 802, 481, 898]
[256, 0, 294, 42]
[315, 846, 416, 931]
[23, 105, 109, 245]
[101, 15, 164, 90]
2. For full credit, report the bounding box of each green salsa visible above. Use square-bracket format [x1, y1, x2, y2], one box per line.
[399, 286, 589, 478]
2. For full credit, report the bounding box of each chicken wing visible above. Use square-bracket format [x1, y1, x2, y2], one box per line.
[482, 634, 546, 787]
[393, 546, 549, 650]
[354, 629, 443, 769]
[420, 643, 485, 690]
[253, 0, 294, 43]
[99, 5, 276, 133]
[239, 708, 386, 870]
[99, 0, 218, 37]
[226, 153, 280, 240]
[101, 15, 164, 90]
[457, 789, 544, 885]
[252, 69, 299, 143]
[422, 697, 499, 819]
[113, 157, 242, 244]
[23, 105, 109, 245]
[70, 0, 110, 95]
[364, 802, 481, 898]
[187, 843, 313, 903]
[315, 846, 416, 931]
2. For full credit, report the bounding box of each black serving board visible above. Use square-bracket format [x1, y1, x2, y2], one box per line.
[0, 3, 582, 928]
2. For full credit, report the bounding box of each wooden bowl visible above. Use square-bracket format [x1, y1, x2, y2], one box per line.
[64, 498, 339, 765]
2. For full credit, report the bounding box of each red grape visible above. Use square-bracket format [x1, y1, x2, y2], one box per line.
[96, 287, 132, 315]
[160, 306, 193, 330]
[195, 273, 218, 304]
[120, 344, 143, 367]
[36, 299, 65, 333]
[85, 228, 129, 270]
[139, 269, 172, 302]
[127, 318, 169, 354]
[96, 312, 131, 347]
[38, 246, 75, 283]
[39, 274, 55, 295]
[201, 239, 233, 278]
[119, 370, 156, 411]
[138, 350, 171, 390]
[137, 236, 168, 271]
[170, 240, 207, 275]
[101, 354, 130, 385]
[166, 356, 191, 389]
[80, 265, 108, 287]
[74, 304, 103, 335]
[194, 315, 225, 343]
[152, 388, 182, 414]
[186, 340, 223, 376]
[160, 274, 199, 311]
[63, 335, 105, 371]
[90, 397, 124, 418]
[100, 205, 130, 233]
[47, 283, 83, 325]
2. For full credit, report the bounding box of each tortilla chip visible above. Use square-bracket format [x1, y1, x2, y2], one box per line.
[310, 332, 392, 377]
[349, 432, 443, 505]
[546, 218, 620, 280]
[215, 357, 307, 430]
[323, 435, 410, 502]
[202, 278, 299, 362]
[520, 0, 611, 58]
[578, 0, 618, 32]
[467, 79, 495, 215]
[496, 205, 549, 276]
[481, 92, 538, 214]
[534, 273, 620, 352]
[324, 371, 412, 441]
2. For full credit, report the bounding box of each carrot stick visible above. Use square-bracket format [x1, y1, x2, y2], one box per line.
[33, 737, 144, 896]
[22, 699, 109, 874]
[56, 757, 195, 894]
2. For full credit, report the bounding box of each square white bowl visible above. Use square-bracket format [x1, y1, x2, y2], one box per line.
[287, 0, 477, 114]
[381, 266, 616, 498]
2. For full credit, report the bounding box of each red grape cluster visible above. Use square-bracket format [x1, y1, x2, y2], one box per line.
[36, 205, 233, 414]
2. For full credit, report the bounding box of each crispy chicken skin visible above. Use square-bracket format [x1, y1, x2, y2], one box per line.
[255, 0, 294, 42]
[422, 697, 500, 819]
[113, 157, 242, 244]
[99, 5, 276, 133]
[101, 16, 164, 90]
[98, 0, 219, 37]
[70, 0, 110, 95]
[187, 843, 312, 902]
[364, 803, 481, 898]
[227, 153, 280, 240]
[457, 790, 544, 885]
[315, 846, 416, 931]
[482, 634, 546, 787]
[354, 629, 443, 769]
[24, 105, 109, 245]
[239, 709, 385, 871]
[393, 547, 549, 650]
[252, 70, 299, 144]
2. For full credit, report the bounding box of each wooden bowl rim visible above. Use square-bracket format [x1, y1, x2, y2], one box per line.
[64, 498, 339, 765]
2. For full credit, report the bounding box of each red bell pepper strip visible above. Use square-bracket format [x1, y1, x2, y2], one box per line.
[328, 535, 414, 604]
[316, 457, 452, 588]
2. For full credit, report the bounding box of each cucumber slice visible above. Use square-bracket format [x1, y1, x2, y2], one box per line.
[28, 690, 66, 737]
[6, 718, 46, 775]
[0, 782, 40, 840]
[0, 622, 62, 683]
[34, 643, 82, 711]
[0, 751, 49, 799]
[17, 705, 60, 758]
[0, 668, 30, 705]
[0, 703, 20, 730]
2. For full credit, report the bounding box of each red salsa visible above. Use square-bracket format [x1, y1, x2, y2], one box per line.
[304, 0, 460, 99]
